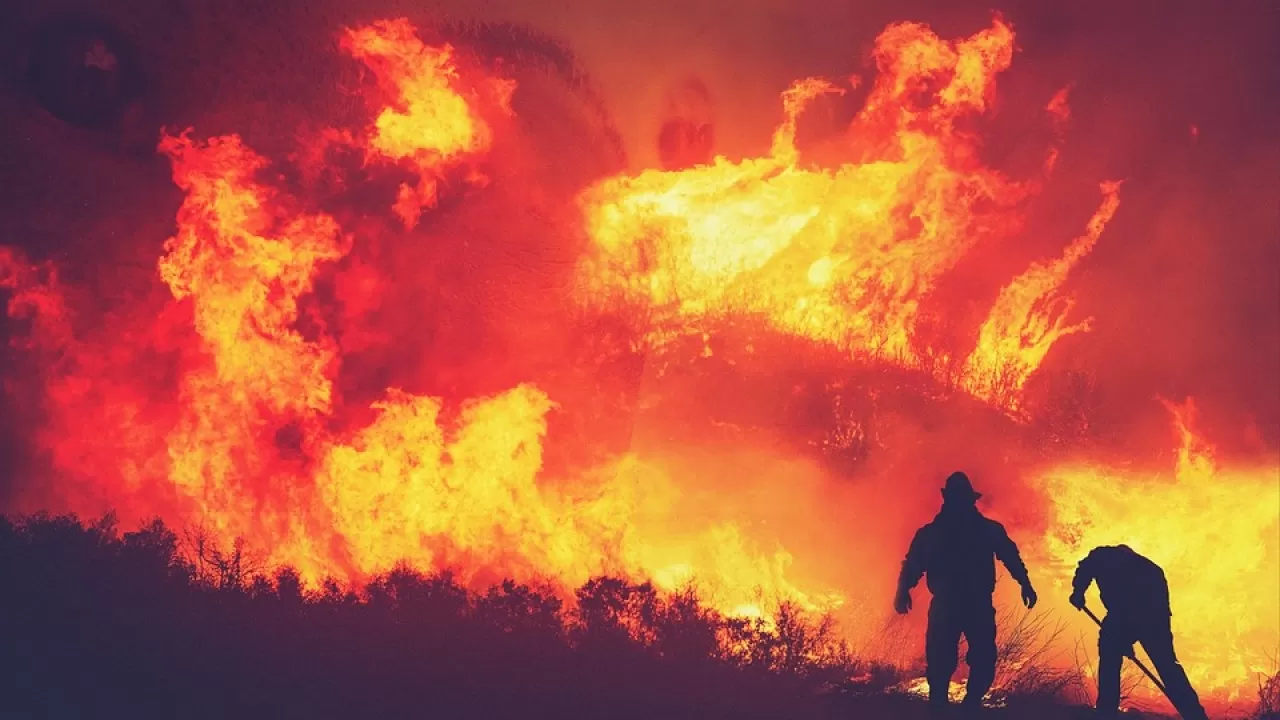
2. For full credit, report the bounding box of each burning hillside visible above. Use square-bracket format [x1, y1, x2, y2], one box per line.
[0, 9, 1276, 717]
[574, 19, 1122, 411]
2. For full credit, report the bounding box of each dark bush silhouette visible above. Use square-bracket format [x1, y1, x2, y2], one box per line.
[0, 512, 864, 720]
[4, 512, 1248, 719]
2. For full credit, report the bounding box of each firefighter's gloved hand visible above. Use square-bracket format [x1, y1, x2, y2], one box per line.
[1069, 591, 1086, 611]
[894, 587, 912, 615]
[1021, 584, 1038, 610]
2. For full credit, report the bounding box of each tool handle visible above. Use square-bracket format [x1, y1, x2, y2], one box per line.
[1079, 603, 1171, 697]
[1081, 605, 1104, 627]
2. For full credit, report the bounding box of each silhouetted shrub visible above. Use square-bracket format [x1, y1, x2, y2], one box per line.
[0, 511, 1143, 720]
[0, 512, 876, 720]
[1255, 664, 1280, 720]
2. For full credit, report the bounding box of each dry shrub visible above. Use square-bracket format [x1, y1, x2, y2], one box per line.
[1253, 654, 1280, 720]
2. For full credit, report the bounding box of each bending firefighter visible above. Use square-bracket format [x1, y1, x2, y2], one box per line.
[895, 472, 1038, 709]
[1070, 545, 1208, 720]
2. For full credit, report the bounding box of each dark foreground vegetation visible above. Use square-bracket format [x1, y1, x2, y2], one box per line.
[1, 513, 1272, 720]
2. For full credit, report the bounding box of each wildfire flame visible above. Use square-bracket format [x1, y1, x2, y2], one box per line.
[963, 181, 1122, 404]
[0, 14, 1275, 712]
[0, 19, 843, 617]
[574, 19, 1117, 411]
[1037, 399, 1280, 703]
[339, 18, 513, 228]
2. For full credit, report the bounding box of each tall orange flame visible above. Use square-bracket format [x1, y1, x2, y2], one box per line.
[963, 181, 1123, 406]
[136, 22, 842, 616]
[339, 18, 512, 227]
[1037, 399, 1280, 703]
[574, 19, 1118, 413]
[0, 16, 1273, 712]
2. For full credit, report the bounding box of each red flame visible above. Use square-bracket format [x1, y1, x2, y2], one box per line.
[0, 15, 1274, 712]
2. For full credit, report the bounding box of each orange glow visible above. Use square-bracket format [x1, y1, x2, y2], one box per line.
[0, 14, 1272, 713]
[1036, 399, 1280, 704]
[1047, 87, 1072, 124]
[574, 19, 1118, 412]
[155, 131, 345, 564]
[339, 19, 512, 227]
[963, 181, 1122, 406]
[86, 20, 837, 616]
[138, 73, 834, 611]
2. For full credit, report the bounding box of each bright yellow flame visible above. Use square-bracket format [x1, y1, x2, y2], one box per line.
[575, 18, 1120, 413]
[130, 16, 851, 623]
[964, 181, 1123, 406]
[1036, 399, 1280, 700]
[339, 19, 513, 227]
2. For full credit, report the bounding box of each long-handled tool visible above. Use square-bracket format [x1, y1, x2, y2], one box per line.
[1080, 604, 1171, 699]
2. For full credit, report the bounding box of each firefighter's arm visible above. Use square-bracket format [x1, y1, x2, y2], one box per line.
[894, 527, 929, 614]
[993, 522, 1032, 589]
[898, 527, 929, 592]
[1069, 550, 1098, 610]
[993, 522, 1037, 608]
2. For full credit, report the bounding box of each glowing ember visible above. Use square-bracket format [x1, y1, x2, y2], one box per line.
[900, 676, 1009, 709]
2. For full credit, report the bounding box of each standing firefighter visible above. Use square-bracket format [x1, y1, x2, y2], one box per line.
[1070, 545, 1208, 720]
[895, 472, 1038, 710]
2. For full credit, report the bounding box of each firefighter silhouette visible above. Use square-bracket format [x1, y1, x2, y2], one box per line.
[1071, 545, 1209, 720]
[895, 472, 1037, 710]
